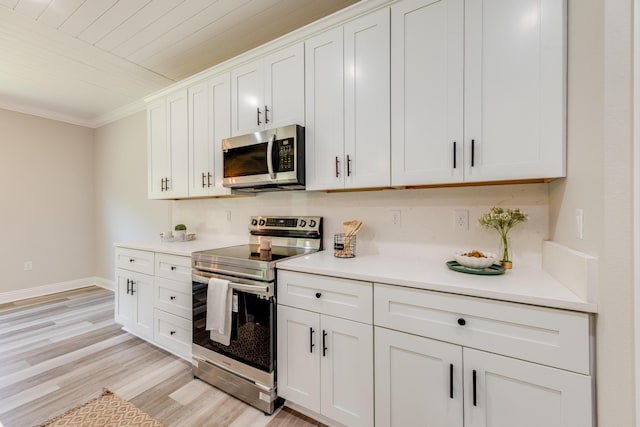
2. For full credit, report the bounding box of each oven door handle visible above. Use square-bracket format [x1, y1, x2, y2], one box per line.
[266, 134, 276, 180]
[192, 273, 270, 294]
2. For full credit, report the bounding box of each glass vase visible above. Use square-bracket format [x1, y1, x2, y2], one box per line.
[499, 234, 512, 269]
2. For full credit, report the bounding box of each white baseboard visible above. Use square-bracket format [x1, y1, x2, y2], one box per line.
[0, 276, 114, 304]
[92, 276, 115, 292]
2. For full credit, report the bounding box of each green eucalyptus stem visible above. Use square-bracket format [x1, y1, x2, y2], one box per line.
[500, 232, 510, 262]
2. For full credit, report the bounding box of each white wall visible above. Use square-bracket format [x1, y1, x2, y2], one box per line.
[0, 108, 95, 294]
[548, 0, 636, 425]
[171, 184, 549, 264]
[93, 111, 170, 280]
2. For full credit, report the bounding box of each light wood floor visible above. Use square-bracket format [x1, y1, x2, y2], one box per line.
[0, 286, 323, 427]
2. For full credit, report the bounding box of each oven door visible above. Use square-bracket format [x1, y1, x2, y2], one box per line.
[192, 271, 275, 374]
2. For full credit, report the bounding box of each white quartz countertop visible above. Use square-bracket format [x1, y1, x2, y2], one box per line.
[276, 251, 597, 313]
[114, 237, 245, 257]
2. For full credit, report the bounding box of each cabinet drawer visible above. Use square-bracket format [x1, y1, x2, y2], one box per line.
[154, 277, 192, 319]
[115, 248, 154, 275]
[154, 309, 192, 360]
[277, 271, 372, 324]
[155, 253, 191, 282]
[374, 284, 591, 374]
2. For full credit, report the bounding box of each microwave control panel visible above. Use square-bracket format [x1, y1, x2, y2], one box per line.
[276, 138, 295, 172]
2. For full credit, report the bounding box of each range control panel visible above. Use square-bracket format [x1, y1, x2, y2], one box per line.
[249, 216, 322, 232]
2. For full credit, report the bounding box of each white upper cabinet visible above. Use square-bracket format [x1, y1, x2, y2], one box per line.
[231, 43, 304, 136]
[304, 27, 345, 190]
[305, 9, 391, 191]
[147, 99, 168, 199]
[391, 0, 565, 186]
[464, 0, 566, 182]
[188, 74, 232, 197]
[147, 90, 189, 199]
[391, 0, 464, 185]
[344, 9, 391, 189]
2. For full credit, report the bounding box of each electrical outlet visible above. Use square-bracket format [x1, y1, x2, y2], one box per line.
[453, 209, 469, 231]
[390, 210, 401, 228]
[24, 261, 32, 271]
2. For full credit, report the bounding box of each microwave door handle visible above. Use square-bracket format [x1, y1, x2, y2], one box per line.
[266, 134, 276, 179]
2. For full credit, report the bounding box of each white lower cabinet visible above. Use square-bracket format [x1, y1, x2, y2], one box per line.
[374, 283, 594, 427]
[115, 269, 154, 341]
[375, 326, 463, 427]
[115, 247, 192, 360]
[375, 327, 592, 427]
[277, 271, 374, 426]
[463, 348, 592, 427]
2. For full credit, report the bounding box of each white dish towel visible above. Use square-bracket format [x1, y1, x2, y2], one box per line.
[206, 277, 232, 346]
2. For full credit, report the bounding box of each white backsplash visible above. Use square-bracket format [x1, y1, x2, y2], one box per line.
[171, 183, 549, 267]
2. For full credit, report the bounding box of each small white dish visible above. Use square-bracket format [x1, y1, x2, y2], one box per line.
[454, 250, 498, 269]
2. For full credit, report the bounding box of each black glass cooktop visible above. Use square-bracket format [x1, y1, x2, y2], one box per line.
[196, 245, 313, 263]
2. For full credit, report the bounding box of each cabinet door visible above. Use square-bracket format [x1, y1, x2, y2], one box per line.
[464, 348, 592, 427]
[147, 99, 169, 199]
[209, 73, 232, 195]
[154, 276, 192, 319]
[304, 27, 345, 191]
[115, 269, 154, 341]
[188, 81, 212, 197]
[154, 309, 192, 361]
[375, 327, 463, 427]
[231, 59, 264, 136]
[115, 269, 135, 326]
[391, 0, 463, 185]
[277, 305, 321, 413]
[344, 8, 391, 189]
[264, 43, 304, 129]
[188, 75, 232, 197]
[320, 315, 374, 427]
[131, 271, 154, 340]
[464, 0, 566, 182]
[166, 90, 189, 198]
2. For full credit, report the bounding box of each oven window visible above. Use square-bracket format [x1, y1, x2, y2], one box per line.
[193, 282, 274, 373]
[224, 143, 269, 177]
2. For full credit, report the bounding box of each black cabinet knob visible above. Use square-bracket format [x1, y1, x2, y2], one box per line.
[170, 331, 176, 335]
[129, 258, 134, 263]
[457, 318, 466, 326]
[170, 266, 176, 271]
[315, 292, 322, 298]
[170, 296, 176, 300]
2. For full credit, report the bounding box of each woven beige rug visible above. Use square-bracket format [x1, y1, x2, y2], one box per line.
[35, 389, 164, 427]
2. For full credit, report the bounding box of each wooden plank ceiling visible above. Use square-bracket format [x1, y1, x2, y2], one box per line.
[0, 0, 359, 127]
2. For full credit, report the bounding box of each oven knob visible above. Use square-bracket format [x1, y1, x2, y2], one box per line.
[259, 219, 266, 226]
[251, 218, 258, 226]
[309, 219, 317, 228]
[299, 219, 307, 227]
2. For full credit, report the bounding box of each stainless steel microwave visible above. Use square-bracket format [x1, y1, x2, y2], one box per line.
[222, 124, 305, 193]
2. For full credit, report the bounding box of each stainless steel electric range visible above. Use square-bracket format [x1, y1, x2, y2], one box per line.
[191, 215, 322, 414]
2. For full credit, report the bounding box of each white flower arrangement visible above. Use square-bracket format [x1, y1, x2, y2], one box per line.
[478, 207, 528, 263]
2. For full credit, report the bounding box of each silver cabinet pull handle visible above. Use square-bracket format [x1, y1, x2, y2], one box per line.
[266, 134, 276, 179]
